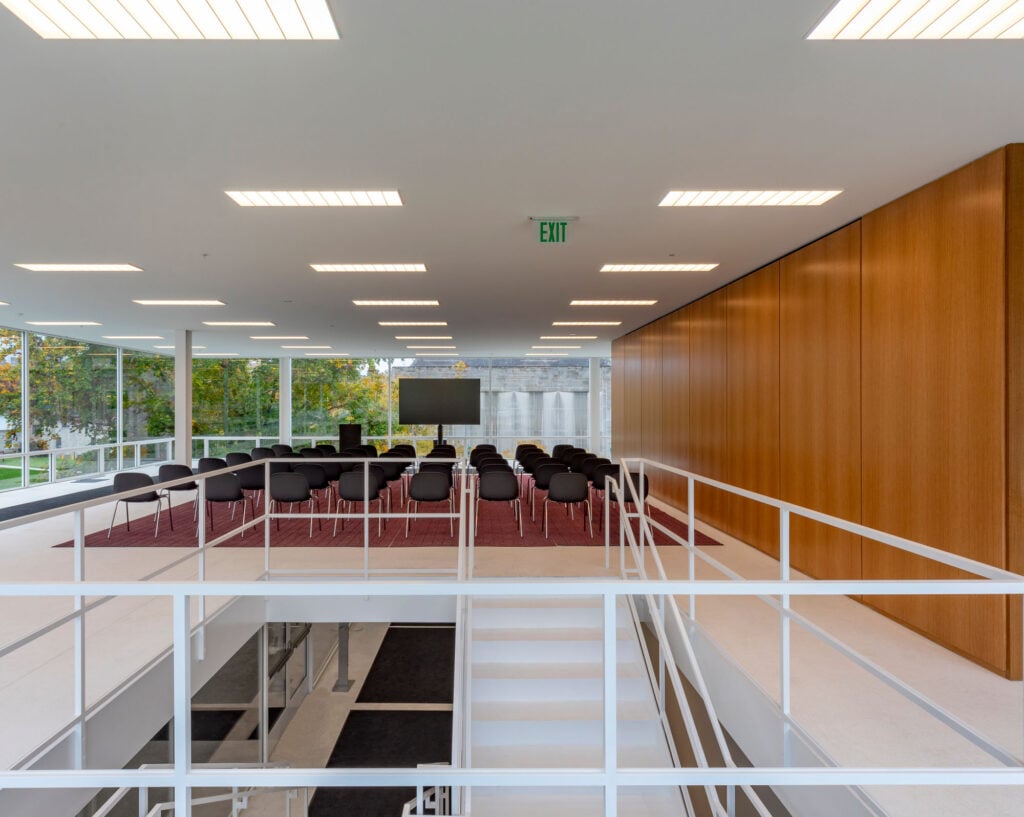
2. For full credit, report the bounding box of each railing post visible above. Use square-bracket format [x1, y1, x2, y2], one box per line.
[264, 460, 272, 574]
[363, 462, 370, 579]
[172, 592, 192, 817]
[780, 507, 792, 767]
[259, 624, 269, 763]
[48, 451, 55, 484]
[603, 592, 617, 817]
[73, 508, 86, 770]
[688, 476, 696, 620]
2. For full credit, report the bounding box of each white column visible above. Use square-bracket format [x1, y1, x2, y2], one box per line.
[589, 357, 602, 455]
[174, 330, 192, 466]
[279, 357, 292, 445]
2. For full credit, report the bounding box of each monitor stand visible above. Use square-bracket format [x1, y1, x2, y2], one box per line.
[436, 424, 445, 447]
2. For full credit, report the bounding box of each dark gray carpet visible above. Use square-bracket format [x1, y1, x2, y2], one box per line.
[0, 486, 113, 521]
[356, 626, 455, 704]
[310, 711, 453, 817]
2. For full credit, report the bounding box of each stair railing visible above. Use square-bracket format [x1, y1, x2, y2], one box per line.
[403, 763, 454, 816]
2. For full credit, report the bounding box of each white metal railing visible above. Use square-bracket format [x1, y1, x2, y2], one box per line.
[0, 456, 1023, 815]
[0, 437, 174, 489]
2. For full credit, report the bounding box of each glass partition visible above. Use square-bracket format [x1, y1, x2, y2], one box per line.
[292, 358, 389, 443]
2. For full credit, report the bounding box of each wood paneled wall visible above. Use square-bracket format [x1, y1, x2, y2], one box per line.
[612, 145, 1023, 677]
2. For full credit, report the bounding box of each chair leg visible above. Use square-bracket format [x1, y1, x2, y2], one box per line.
[165, 492, 174, 532]
[152, 500, 161, 538]
[585, 499, 593, 538]
[449, 498, 454, 536]
[240, 498, 248, 539]
[107, 500, 121, 538]
[125, 503, 131, 532]
[406, 499, 416, 538]
[308, 498, 314, 539]
[474, 497, 480, 536]
[376, 498, 382, 537]
[543, 499, 549, 539]
[515, 498, 523, 537]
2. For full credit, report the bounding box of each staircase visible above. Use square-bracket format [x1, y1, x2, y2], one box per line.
[467, 596, 686, 816]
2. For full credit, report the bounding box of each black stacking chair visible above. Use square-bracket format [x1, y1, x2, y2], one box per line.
[523, 455, 559, 499]
[157, 463, 198, 527]
[269, 471, 317, 538]
[226, 451, 252, 468]
[299, 447, 324, 458]
[478, 460, 513, 474]
[203, 473, 248, 537]
[519, 450, 549, 497]
[377, 453, 409, 506]
[251, 446, 276, 460]
[316, 444, 338, 455]
[568, 451, 593, 473]
[334, 470, 385, 537]
[476, 470, 522, 537]
[406, 471, 454, 538]
[337, 451, 362, 473]
[391, 444, 416, 456]
[544, 472, 593, 539]
[469, 446, 497, 467]
[559, 447, 586, 466]
[271, 444, 294, 457]
[358, 444, 379, 457]
[515, 443, 540, 462]
[236, 461, 266, 513]
[582, 457, 610, 483]
[531, 462, 569, 520]
[198, 457, 228, 474]
[108, 472, 171, 538]
[551, 444, 573, 460]
[293, 463, 331, 517]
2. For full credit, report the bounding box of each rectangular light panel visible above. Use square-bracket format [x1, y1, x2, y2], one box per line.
[312, 263, 426, 272]
[415, 353, 460, 357]
[103, 335, 164, 340]
[281, 345, 330, 349]
[525, 353, 569, 357]
[354, 300, 439, 307]
[0, 0, 339, 38]
[16, 263, 142, 272]
[541, 335, 598, 340]
[134, 300, 225, 306]
[809, 0, 1024, 39]
[194, 352, 239, 357]
[305, 352, 349, 357]
[250, 335, 309, 340]
[406, 345, 456, 349]
[394, 336, 453, 340]
[203, 321, 275, 326]
[226, 191, 402, 207]
[379, 321, 448, 327]
[570, 300, 657, 306]
[553, 321, 622, 326]
[601, 263, 718, 272]
[155, 344, 205, 349]
[532, 345, 581, 349]
[26, 320, 101, 326]
[658, 190, 842, 206]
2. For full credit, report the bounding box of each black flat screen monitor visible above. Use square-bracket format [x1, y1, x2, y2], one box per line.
[398, 378, 481, 425]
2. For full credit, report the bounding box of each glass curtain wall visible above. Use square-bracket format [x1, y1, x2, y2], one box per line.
[0, 329, 22, 489]
[291, 358, 389, 443]
[191, 358, 279, 457]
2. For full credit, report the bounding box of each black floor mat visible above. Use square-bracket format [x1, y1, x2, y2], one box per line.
[247, 706, 285, 740]
[0, 486, 113, 522]
[356, 626, 455, 704]
[310, 710, 453, 817]
[150, 709, 247, 742]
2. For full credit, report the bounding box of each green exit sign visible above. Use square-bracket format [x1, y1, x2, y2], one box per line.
[539, 221, 568, 243]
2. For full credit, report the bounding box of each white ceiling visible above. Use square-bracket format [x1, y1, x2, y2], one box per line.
[1, 0, 1022, 359]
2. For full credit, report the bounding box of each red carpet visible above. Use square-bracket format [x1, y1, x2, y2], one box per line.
[57, 487, 722, 549]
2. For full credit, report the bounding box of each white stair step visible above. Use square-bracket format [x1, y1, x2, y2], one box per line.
[472, 606, 606, 628]
[469, 787, 684, 817]
[471, 639, 641, 664]
[471, 626, 633, 642]
[472, 662, 642, 680]
[472, 596, 603, 609]
[471, 742, 674, 769]
[472, 717, 664, 747]
[470, 675, 649, 702]
[472, 699, 656, 722]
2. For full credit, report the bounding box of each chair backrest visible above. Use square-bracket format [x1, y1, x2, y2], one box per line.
[621, 472, 650, 503]
[358, 444, 379, 457]
[419, 461, 453, 485]
[569, 452, 593, 472]
[270, 471, 310, 503]
[582, 457, 610, 479]
[112, 472, 159, 501]
[292, 463, 327, 490]
[473, 444, 497, 452]
[390, 444, 416, 456]
[318, 459, 342, 481]
[251, 447, 276, 460]
[533, 462, 569, 489]
[478, 461, 512, 474]
[157, 464, 196, 490]
[237, 464, 265, 490]
[226, 452, 253, 467]
[271, 444, 294, 457]
[521, 451, 548, 473]
[592, 463, 620, 491]
[408, 471, 451, 503]
[198, 457, 227, 474]
[559, 447, 586, 465]
[478, 470, 518, 502]
[337, 470, 381, 502]
[515, 443, 540, 461]
[337, 451, 361, 473]
[299, 447, 325, 458]
[376, 457, 407, 481]
[206, 473, 243, 502]
[551, 444, 573, 460]
[351, 462, 388, 491]
[547, 471, 589, 503]
[316, 444, 338, 455]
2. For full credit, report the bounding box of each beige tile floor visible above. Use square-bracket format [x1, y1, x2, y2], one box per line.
[0, 490, 1022, 816]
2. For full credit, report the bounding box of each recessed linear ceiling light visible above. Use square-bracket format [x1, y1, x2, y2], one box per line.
[532, 345, 581, 350]
[809, 0, 1024, 39]
[379, 321, 448, 327]
[395, 336, 453, 340]
[406, 345, 456, 350]
[312, 264, 426, 272]
[541, 335, 598, 340]
[525, 353, 569, 357]
[250, 335, 309, 340]
[0, 0, 339, 39]
[305, 352, 349, 357]
[570, 300, 657, 307]
[354, 300, 439, 307]
[202, 323, 276, 329]
[553, 321, 622, 326]
[26, 320, 101, 326]
[103, 335, 164, 340]
[659, 190, 842, 207]
[134, 299, 225, 306]
[601, 263, 718, 272]
[155, 345, 205, 349]
[0, 302, 9, 306]
[415, 353, 461, 357]
[194, 352, 239, 357]
[281, 345, 331, 349]
[226, 191, 402, 207]
[16, 263, 142, 272]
